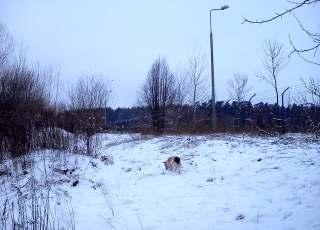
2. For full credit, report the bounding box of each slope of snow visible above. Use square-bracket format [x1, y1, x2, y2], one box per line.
[1, 133, 319, 230]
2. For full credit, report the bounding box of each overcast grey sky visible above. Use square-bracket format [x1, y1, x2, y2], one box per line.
[0, 0, 319, 107]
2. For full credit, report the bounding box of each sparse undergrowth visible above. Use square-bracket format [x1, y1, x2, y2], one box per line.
[0, 133, 319, 230]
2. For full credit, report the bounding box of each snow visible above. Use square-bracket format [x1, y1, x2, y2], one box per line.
[1, 133, 320, 229]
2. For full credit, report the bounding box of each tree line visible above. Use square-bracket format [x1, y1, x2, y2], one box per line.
[105, 100, 320, 136]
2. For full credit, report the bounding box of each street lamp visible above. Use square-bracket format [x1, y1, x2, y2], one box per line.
[210, 5, 229, 131]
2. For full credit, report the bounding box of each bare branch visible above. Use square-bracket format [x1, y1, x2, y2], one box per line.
[185, 52, 208, 132]
[227, 73, 252, 102]
[301, 77, 320, 104]
[242, 1, 320, 65]
[0, 24, 14, 68]
[242, 0, 318, 24]
[287, 14, 320, 65]
[289, 35, 320, 65]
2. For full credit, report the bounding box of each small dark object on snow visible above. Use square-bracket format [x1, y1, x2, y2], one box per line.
[257, 158, 262, 162]
[54, 168, 77, 175]
[100, 155, 114, 165]
[72, 180, 79, 187]
[22, 170, 28, 175]
[57, 178, 70, 184]
[54, 168, 69, 175]
[90, 161, 98, 168]
[206, 178, 214, 182]
[236, 214, 245, 220]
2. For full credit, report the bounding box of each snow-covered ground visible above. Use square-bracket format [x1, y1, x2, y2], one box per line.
[1, 133, 320, 230]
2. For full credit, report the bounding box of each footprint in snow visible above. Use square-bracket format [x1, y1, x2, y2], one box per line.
[222, 207, 230, 212]
[282, 211, 293, 220]
[123, 199, 134, 205]
[285, 196, 299, 202]
[306, 204, 314, 209]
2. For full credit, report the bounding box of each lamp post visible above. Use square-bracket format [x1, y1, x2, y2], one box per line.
[210, 5, 229, 131]
[281, 87, 290, 134]
[249, 93, 256, 103]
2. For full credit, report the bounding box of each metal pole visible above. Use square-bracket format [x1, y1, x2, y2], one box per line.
[209, 6, 229, 131]
[210, 11, 217, 131]
[281, 87, 290, 108]
[249, 93, 256, 103]
[281, 87, 290, 134]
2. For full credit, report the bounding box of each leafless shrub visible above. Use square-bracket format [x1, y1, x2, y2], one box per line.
[0, 156, 75, 230]
[68, 75, 111, 155]
[301, 77, 320, 105]
[0, 57, 50, 158]
[0, 26, 71, 160]
[100, 184, 115, 219]
[301, 77, 320, 136]
[227, 73, 252, 102]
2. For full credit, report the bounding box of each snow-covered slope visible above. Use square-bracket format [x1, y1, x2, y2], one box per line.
[1, 133, 320, 230]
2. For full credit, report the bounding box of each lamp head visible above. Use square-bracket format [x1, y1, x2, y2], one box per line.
[220, 5, 229, 10]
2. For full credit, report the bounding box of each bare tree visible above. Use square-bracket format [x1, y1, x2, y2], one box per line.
[227, 73, 252, 102]
[301, 77, 320, 105]
[242, 0, 320, 65]
[186, 53, 207, 131]
[69, 75, 111, 155]
[175, 71, 188, 107]
[0, 24, 13, 68]
[301, 76, 320, 136]
[171, 70, 188, 132]
[140, 57, 176, 133]
[257, 40, 286, 105]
